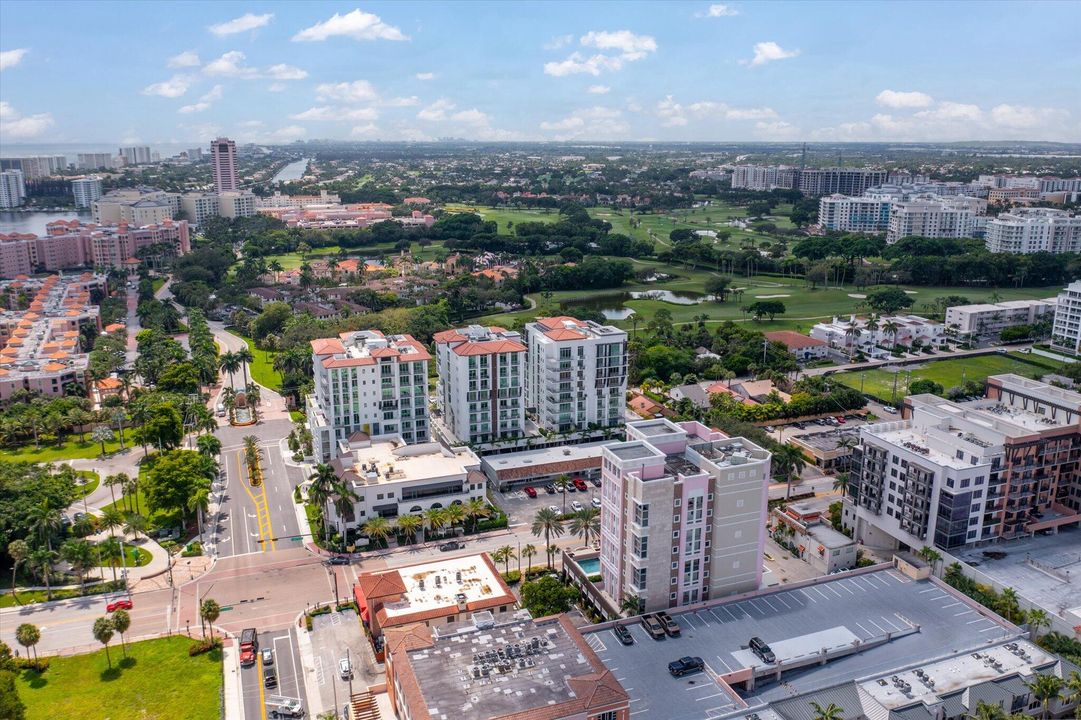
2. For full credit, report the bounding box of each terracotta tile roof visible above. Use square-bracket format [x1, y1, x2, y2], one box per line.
[432, 329, 467, 344]
[383, 623, 433, 657]
[357, 570, 407, 600]
[536, 316, 584, 331]
[323, 356, 376, 368]
[96, 377, 123, 390]
[451, 339, 526, 356]
[764, 330, 827, 349]
[544, 328, 587, 341]
[310, 338, 345, 355]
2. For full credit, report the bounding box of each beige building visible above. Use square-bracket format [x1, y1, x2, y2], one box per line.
[93, 187, 179, 225]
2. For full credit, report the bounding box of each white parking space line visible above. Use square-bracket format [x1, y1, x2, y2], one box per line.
[919, 587, 938, 594]
[887, 571, 909, 583]
[836, 582, 855, 595]
[853, 621, 873, 637]
[697, 692, 729, 701]
[773, 594, 791, 609]
[682, 614, 702, 628]
[858, 576, 880, 591]
[878, 616, 901, 631]
[866, 618, 888, 634]
[967, 619, 987, 624]
[941, 602, 963, 609]
[825, 585, 845, 599]
[954, 610, 973, 617]
[800, 589, 817, 602]
[980, 626, 1002, 633]
[714, 655, 733, 672]
[762, 597, 780, 612]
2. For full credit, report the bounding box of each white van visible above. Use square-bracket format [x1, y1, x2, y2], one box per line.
[216, 402, 226, 417]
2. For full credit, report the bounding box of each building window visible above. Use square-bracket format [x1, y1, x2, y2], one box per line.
[633, 501, 649, 527]
[593, 713, 619, 720]
[634, 567, 647, 590]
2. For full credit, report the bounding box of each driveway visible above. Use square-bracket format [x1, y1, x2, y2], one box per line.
[491, 480, 602, 526]
[303, 609, 380, 717]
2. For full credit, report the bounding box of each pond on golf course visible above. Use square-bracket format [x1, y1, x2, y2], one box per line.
[561, 289, 718, 320]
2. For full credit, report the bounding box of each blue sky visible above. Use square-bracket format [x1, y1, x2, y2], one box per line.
[2, 1, 1080, 146]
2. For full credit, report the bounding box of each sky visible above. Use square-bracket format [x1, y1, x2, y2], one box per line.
[1, 0, 1080, 147]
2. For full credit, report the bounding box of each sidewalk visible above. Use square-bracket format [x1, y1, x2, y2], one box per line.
[222, 636, 245, 720]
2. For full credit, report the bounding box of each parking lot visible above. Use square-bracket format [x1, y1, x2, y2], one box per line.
[493, 477, 602, 525]
[240, 627, 307, 720]
[306, 609, 381, 718]
[582, 567, 1016, 720]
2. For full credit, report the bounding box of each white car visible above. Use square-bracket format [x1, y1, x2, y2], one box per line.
[548, 505, 561, 515]
[591, 497, 601, 509]
[882, 406, 898, 414]
[570, 500, 583, 513]
[338, 657, 352, 680]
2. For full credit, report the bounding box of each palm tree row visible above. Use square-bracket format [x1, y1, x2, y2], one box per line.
[243, 435, 262, 486]
[529, 505, 600, 570]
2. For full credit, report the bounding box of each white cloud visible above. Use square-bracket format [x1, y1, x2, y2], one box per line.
[417, 98, 455, 121]
[167, 50, 201, 68]
[989, 103, 1067, 129]
[290, 106, 379, 122]
[876, 89, 934, 109]
[239, 120, 264, 128]
[394, 126, 434, 142]
[451, 108, 489, 125]
[540, 106, 628, 140]
[315, 80, 378, 103]
[915, 101, 982, 122]
[754, 120, 800, 139]
[350, 123, 380, 137]
[704, 4, 739, 17]
[292, 9, 407, 42]
[265, 125, 307, 142]
[142, 74, 193, 98]
[544, 34, 575, 50]
[382, 96, 420, 107]
[177, 123, 223, 142]
[266, 63, 308, 80]
[415, 72, 435, 81]
[0, 48, 29, 71]
[203, 51, 259, 78]
[178, 84, 224, 114]
[655, 96, 778, 126]
[657, 96, 688, 127]
[267, 83, 287, 92]
[545, 30, 658, 77]
[209, 13, 273, 37]
[0, 102, 54, 138]
[723, 106, 778, 120]
[587, 85, 610, 95]
[742, 41, 799, 67]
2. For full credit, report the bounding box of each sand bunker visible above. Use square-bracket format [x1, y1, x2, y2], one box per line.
[756, 294, 791, 299]
[848, 293, 867, 299]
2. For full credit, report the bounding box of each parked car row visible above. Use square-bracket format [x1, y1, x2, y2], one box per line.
[641, 611, 681, 640]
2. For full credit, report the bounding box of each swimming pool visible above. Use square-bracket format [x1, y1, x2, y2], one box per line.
[577, 558, 600, 574]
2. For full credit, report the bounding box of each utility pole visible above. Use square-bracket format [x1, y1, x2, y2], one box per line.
[762, 338, 768, 366]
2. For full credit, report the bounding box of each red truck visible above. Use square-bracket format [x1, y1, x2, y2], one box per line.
[240, 628, 258, 667]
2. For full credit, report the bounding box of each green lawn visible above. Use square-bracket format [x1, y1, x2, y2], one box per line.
[0, 580, 125, 609]
[99, 467, 179, 532]
[0, 429, 134, 465]
[226, 329, 283, 389]
[17, 635, 223, 720]
[76, 471, 100, 498]
[832, 352, 1068, 402]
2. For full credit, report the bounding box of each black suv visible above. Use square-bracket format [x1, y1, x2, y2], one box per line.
[326, 555, 350, 566]
[439, 541, 464, 552]
[668, 656, 705, 677]
[749, 636, 776, 664]
[263, 665, 278, 688]
[613, 625, 634, 646]
[656, 611, 681, 637]
[641, 614, 666, 640]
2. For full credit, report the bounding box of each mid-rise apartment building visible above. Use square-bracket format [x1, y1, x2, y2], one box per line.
[810, 314, 944, 357]
[0, 219, 189, 278]
[119, 146, 152, 165]
[216, 190, 255, 218]
[984, 208, 1081, 254]
[0, 170, 26, 209]
[0, 272, 104, 400]
[523, 315, 627, 434]
[211, 137, 238, 192]
[434, 325, 526, 445]
[0, 156, 66, 180]
[818, 194, 891, 233]
[797, 167, 889, 196]
[1051, 280, 1081, 354]
[178, 190, 256, 225]
[71, 176, 103, 209]
[600, 419, 770, 613]
[845, 375, 1081, 551]
[886, 195, 984, 244]
[76, 153, 118, 171]
[730, 165, 798, 191]
[92, 186, 179, 225]
[945, 298, 1057, 339]
[255, 190, 341, 209]
[306, 330, 431, 463]
[325, 435, 484, 527]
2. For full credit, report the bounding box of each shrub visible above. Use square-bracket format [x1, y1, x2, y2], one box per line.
[181, 541, 203, 557]
[587, 573, 602, 582]
[501, 571, 522, 585]
[188, 637, 222, 656]
[13, 657, 49, 672]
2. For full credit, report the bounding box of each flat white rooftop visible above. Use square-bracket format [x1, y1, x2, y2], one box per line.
[381, 554, 507, 620]
[343, 440, 479, 486]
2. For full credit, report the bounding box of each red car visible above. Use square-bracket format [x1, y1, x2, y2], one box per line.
[107, 598, 133, 612]
[524, 486, 538, 498]
[573, 478, 588, 492]
[835, 416, 846, 424]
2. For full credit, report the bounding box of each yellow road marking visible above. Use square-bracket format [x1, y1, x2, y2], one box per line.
[237, 450, 272, 552]
[257, 651, 268, 720]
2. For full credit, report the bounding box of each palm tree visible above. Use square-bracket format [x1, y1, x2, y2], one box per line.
[773, 445, 808, 501]
[464, 497, 490, 533]
[28, 500, 63, 551]
[100, 506, 125, 538]
[332, 481, 359, 539]
[520, 544, 537, 574]
[569, 507, 601, 546]
[424, 507, 448, 539]
[97, 536, 123, 583]
[201, 598, 221, 640]
[15, 623, 41, 661]
[395, 514, 423, 544]
[843, 320, 862, 359]
[27, 548, 58, 601]
[882, 320, 900, 352]
[531, 508, 565, 569]
[1063, 671, 1081, 718]
[61, 539, 96, 595]
[235, 347, 254, 387]
[493, 545, 516, 576]
[308, 464, 337, 545]
[7, 539, 28, 604]
[917, 546, 943, 577]
[219, 351, 241, 388]
[443, 503, 467, 530]
[93, 616, 115, 667]
[809, 702, 844, 720]
[832, 474, 850, 497]
[362, 516, 392, 547]
[1024, 674, 1063, 720]
[836, 435, 857, 470]
[111, 409, 128, 450]
[246, 383, 262, 423]
[104, 472, 127, 506]
[620, 594, 642, 617]
[197, 434, 222, 458]
[268, 259, 284, 282]
[92, 425, 114, 457]
[553, 474, 573, 514]
[1027, 608, 1049, 641]
[967, 700, 1008, 720]
[998, 586, 1020, 623]
[188, 485, 211, 539]
[124, 512, 148, 539]
[112, 608, 131, 657]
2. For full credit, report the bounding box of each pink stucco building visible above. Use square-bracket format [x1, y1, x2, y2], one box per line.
[599, 418, 771, 613]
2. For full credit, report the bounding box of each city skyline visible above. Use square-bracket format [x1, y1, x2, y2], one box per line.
[1, 1, 1080, 147]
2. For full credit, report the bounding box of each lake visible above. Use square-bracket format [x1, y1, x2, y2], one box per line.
[272, 158, 310, 184]
[0, 209, 91, 235]
[562, 289, 717, 320]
